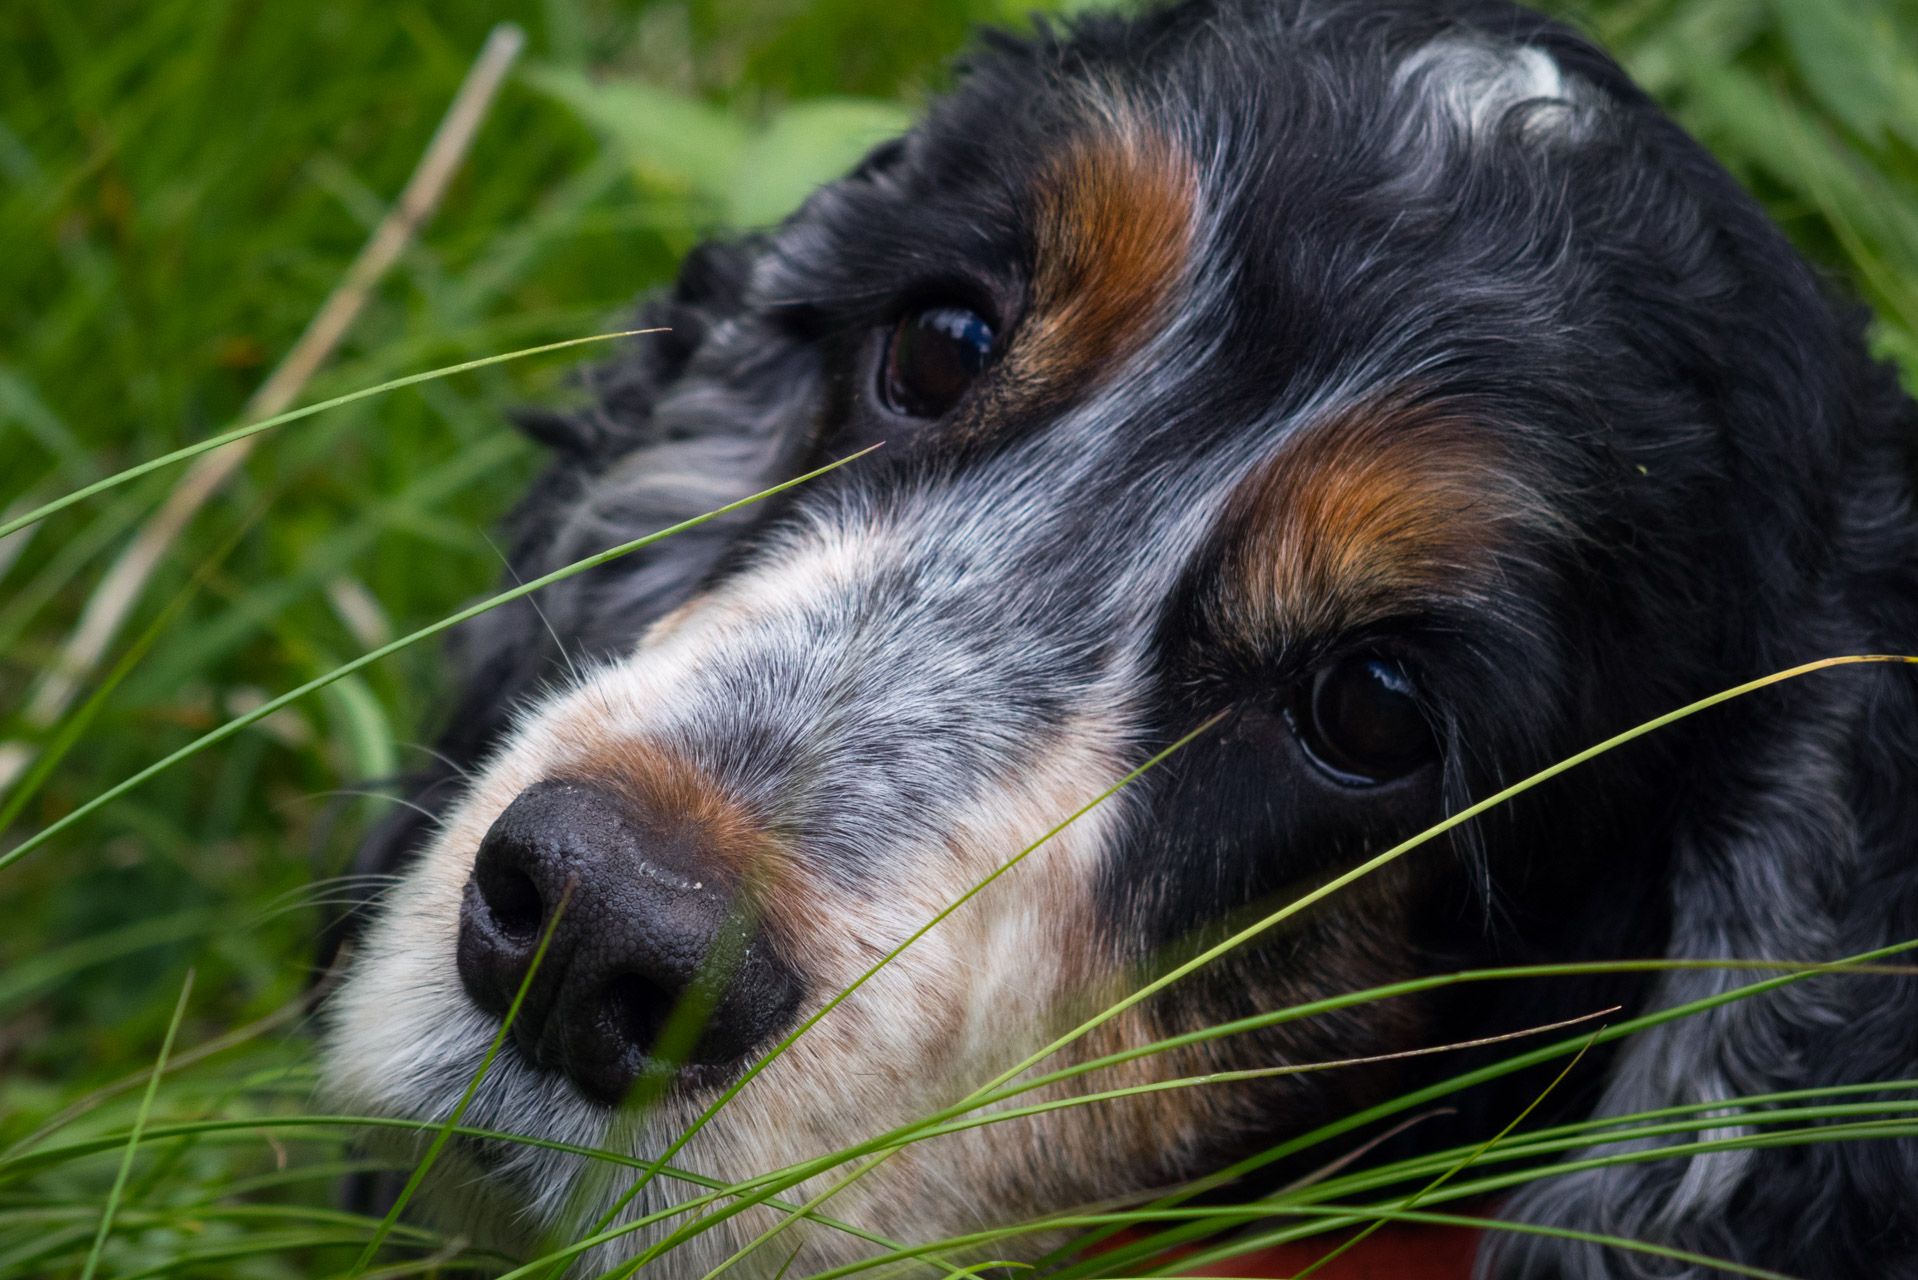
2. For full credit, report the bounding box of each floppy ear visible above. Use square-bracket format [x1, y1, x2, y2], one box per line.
[324, 232, 827, 953]
[1483, 379, 1918, 1278]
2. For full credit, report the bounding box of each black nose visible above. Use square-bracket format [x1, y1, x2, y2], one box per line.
[455, 778, 800, 1104]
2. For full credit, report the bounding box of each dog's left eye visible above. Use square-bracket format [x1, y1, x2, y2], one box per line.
[1292, 657, 1436, 785]
[882, 306, 995, 418]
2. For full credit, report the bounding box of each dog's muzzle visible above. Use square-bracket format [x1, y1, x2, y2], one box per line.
[455, 778, 801, 1104]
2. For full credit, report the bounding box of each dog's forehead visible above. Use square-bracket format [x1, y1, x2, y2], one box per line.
[767, 14, 1600, 293]
[746, 12, 1615, 527]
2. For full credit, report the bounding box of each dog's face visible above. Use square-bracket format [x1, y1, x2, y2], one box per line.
[322, 1, 1914, 1275]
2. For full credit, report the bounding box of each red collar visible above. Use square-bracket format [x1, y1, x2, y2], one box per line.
[1105, 1221, 1482, 1280]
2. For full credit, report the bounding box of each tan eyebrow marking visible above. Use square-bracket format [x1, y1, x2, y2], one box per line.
[1219, 397, 1558, 639]
[1012, 115, 1198, 391]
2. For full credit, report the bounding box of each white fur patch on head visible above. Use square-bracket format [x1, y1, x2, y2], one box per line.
[1396, 35, 1589, 145]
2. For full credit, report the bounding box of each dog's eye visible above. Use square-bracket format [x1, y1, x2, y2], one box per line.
[1294, 657, 1436, 785]
[882, 306, 994, 418]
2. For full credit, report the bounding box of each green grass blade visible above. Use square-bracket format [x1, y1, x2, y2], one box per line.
[960, 957, 1913, 1122]
[77, 967, 193, 1280]
[0, 491, 267, 827]
[0, 445, 876, 876]
[577, 948, 1918, 1277]
[577, 712, 1229, 1253]
[881, 1009, 1615, 1150]
[1162, 1206, 1796, 1280]
[1290, 1031, 1600, 1280]
[348, 884, 573, 1273]
[0, 1114, 887, 1253]
[0, 329, 650, 543]
[693, 1151, 894, 1280]
[981, 656, 1918, 1113]
[582, 714, 1231, 1278]
[1295, 1097, 1918, 1203]
[1043, 939, 1918, 1280]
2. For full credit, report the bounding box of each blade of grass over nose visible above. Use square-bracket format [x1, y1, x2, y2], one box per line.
[78, 967, 193, 1280]
[0, 330, 653, 544]
[349, 882, 574, 1275]
[0, 446, 877, 876]
[576, 711, 1231, 1270]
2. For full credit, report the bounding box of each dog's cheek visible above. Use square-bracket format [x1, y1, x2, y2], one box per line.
[319, 706, 612, 1113]
[750, 720, 1131, 1095]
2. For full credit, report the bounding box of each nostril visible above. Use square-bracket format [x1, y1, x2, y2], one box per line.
[458, 776, 804, 1101]
[605, 973, 671, 1056]
[480, 865, 543, 940]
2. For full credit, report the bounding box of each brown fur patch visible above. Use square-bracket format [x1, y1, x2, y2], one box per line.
[1012, 116, 1198, 390]
[1221, 398, 1555, 639]
[562, 734, 781, 892]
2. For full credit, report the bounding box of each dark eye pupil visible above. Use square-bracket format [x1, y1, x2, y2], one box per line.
[883, 306, 994, 418]
[1303, 657, 1434, 784]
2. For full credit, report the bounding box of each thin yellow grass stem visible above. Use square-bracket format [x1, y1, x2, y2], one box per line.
[1288, 1030, 1600, 1279]
[972, 957, 1915, 1118]
[2, 24, 527, 780]
[894, 1008, 1615, 1149]
[0, 488, 271, 828]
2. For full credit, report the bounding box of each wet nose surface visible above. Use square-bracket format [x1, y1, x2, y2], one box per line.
[456, 778, 800, 1104]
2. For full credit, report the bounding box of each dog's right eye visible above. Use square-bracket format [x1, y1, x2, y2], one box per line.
[1290, 656, 1436, 785]
[882, 306, 995, 418]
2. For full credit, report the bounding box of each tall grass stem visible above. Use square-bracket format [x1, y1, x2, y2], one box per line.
[77, 968, 194, 1280]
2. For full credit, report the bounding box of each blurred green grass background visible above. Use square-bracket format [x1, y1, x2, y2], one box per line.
[3, 0, 1918, 1274]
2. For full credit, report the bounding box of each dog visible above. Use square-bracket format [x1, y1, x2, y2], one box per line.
[320, 1, 1918, 1276]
